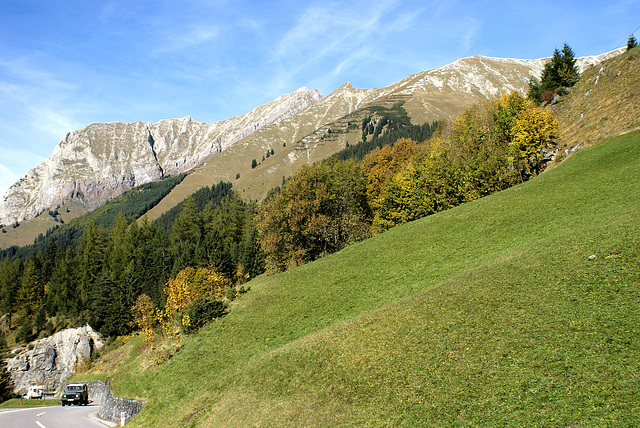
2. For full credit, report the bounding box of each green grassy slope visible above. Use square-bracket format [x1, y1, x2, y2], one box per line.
[120, 130, 639, 427]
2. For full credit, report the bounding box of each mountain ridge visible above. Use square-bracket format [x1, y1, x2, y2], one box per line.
[181, 49, 623, 204]
[0, 49, 624, 242]
[0, 87, 322, 226]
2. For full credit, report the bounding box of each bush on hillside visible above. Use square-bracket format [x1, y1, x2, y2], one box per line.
[183, 298, 227, 333]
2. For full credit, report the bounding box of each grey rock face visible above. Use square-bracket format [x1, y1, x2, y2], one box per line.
[5, 325, 103, 395]
[0, 87, 321, 225]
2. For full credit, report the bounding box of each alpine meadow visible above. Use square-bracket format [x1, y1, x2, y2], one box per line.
[0, 40, 639, 427]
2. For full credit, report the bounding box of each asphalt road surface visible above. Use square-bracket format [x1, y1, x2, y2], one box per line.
[0, 402, 114, 428]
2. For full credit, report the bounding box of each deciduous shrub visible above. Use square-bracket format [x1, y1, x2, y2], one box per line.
[183, 298, 227, 333]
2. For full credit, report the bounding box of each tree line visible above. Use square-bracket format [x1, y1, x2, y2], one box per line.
[0, 187, 262, 342]
[259, 92, 558, 271]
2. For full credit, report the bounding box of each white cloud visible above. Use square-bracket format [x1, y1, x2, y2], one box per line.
[152, 25, 220, 54]
[0, 55, 88, 143]
[266, 0, 403, 95]
[461, 19, 481, 53]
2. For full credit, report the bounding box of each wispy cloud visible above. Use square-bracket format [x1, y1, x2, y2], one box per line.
[0, 58, 84, 133]
[461, 19, 481, 53]
[152, 25, 220, 54]
[267, 0, 402, 94]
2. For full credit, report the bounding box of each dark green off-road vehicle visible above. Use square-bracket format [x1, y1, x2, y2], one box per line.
[60, 383, 89, 406]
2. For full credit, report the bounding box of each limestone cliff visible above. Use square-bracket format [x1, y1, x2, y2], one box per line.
[0, 87, 321, 226]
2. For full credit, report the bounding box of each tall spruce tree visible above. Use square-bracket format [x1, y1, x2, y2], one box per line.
[628, 34, 638, 51]
[0, 259, 21, 322]
[78, 220, 108, 309]
[541, 48, 562, 91]
[528, 43, 580, 103]
[16, 257, 42, 316]
[558, 43, 580, 87]
[136, 217, 170, 306]
[170, 196, 202, 276]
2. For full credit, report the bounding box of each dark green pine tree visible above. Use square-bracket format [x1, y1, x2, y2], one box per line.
[135, 217, 170, 306]
[16, 256, 42, 317]
[628, 34, 638, 51]
[46, 247, 80, 317]
[78, 220, 108, 309]
[541, 48, 562, 91]
[529, 43, 580, 104]
[89, 270, 131, 337]
[16, 317, 33, 343]
[0, 259, 22, 324]
[170, 196, 202, 275]
[241, 227, 264, 279]
[0, 332, 15, 402]
[558, 43, 580, 87]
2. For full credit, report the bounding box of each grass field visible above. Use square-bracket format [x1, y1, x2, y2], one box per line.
[98, 130, 639, 426]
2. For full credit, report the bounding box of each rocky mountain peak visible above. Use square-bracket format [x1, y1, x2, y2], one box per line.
[0, 87, 322, 226]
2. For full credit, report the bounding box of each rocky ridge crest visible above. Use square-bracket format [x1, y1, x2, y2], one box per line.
[0, 88, 321, 226]
[0, 50, 623, 227]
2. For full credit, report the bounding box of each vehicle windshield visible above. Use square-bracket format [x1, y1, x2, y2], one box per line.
[65, 386, 82, 392]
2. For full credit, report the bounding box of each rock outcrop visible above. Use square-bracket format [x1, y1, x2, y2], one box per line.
[5, 325, 103, 395]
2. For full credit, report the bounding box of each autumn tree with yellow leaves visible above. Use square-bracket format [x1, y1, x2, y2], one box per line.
[371, 93, 558, 232]
[132, 266, 230, 344]
[131, 294, 158, 343]
[511, 108, 559, 178]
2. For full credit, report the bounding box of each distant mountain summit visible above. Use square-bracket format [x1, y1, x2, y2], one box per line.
[0, 87, 321, 226]
[0, 50, 622, 228]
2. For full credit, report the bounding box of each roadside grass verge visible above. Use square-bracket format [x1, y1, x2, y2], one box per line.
[0, 398, 61, 408]
[105, 130, 638, 426]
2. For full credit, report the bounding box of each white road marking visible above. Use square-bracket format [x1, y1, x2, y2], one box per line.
[37, 411, 46, 416]
[36, 421, 46, 428]
[0, 407, 47, 414]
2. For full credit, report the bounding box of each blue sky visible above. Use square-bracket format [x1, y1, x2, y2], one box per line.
[1, 0, 638, 196]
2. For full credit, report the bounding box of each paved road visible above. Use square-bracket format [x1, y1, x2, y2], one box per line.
[0, 402, 115, 428]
